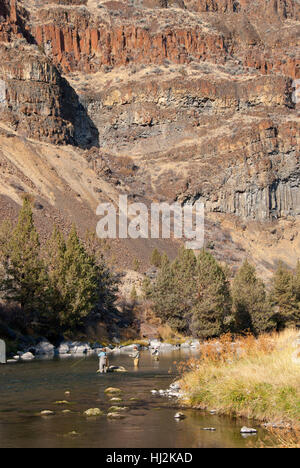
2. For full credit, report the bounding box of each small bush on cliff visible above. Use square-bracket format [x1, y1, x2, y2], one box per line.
[150, 248, 162, 268]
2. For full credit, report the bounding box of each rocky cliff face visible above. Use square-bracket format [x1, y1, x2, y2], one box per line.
[26, 0, 299, 78]
[0, 0, 299, 273]
[0, 0, 98, 146]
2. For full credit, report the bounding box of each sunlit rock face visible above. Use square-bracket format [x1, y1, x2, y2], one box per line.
[0, 0, 299, 274]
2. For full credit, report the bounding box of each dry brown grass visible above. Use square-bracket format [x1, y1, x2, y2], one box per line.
[179, 329, 300, 428]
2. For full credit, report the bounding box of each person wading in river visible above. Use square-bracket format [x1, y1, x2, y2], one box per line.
[98, 348, 109, 373]
[131, 346, 140, 368]
[152, 347, 160, 361]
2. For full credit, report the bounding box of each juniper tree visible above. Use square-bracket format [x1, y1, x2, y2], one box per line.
[0, 198, 48, 329]
[190, 250, 231, 339]
[51, 226, 100, 332]
[149, 253, 185, 331]
[270, 261, 299, 330]
[294, 260, 300, 304]
[148, 249, 197, 333]
[42, 226, 67, 334]
[44, 225, 118, 335]
[232, 260, 273, 335]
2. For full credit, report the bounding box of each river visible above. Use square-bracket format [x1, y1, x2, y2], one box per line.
[0, 350, 267, 448]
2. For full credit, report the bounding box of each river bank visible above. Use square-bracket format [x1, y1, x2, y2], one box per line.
[177, 329, 300, 431]
[3, 336, 200, 363]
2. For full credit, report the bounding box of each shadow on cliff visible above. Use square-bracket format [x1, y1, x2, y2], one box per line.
[60, 77, 99, 149]
[3, 0, 99, 149]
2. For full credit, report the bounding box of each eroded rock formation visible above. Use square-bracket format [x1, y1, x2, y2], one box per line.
[0, 0, 299, 273]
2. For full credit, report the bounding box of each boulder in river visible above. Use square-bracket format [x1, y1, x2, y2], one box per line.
[71, 344, 90, 355]
[57, 343, 70, 355]
[240, 427, 257, 434]
[108, 366, 127, 373]
[84, 408, 104, 417]
[120, 344, 141, 352]
[107, 412, 126, 419]
[40, 410, 55, 416]
[108, 406, 129, 413]
[20, 352, 35, 361]
[105, 387, 122, 394]
[35, 340, 55, 356]
[174, 412, 186, 420]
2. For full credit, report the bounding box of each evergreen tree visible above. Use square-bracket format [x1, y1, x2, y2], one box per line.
[44, 225, 118, 334]
[142, 276, 152, 299]
[149, 252, 188, 332]
[42, 226, 67, 335]
[150, 248, 162, 268]
[232, 260, 273, 335]
[270, 261, 299, 330]
[294, 260, 300, 303]
[51, 226, 100, 332]
[190, 250, 231, 339]
[0, 220, 12, 282]
[0, 198, 48, 329]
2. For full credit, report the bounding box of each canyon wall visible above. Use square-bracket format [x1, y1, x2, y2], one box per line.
[26, 0, 299, 77]
[0, 0, 298, 231]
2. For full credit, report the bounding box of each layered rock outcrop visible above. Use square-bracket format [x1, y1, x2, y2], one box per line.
[0, 0, 98, 146]
[19, 0, 298, 78]
[0, 0, 299, 273]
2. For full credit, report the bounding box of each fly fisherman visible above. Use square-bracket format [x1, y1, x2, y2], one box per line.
[98, 348, 109, 373]
[131, 346, 140, 368]
[152, 347, 160, 361]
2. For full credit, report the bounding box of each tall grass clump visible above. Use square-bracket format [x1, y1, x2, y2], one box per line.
[179, 329, 300, 428]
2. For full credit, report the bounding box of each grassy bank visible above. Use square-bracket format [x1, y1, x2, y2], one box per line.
[179, 329, 300, 429]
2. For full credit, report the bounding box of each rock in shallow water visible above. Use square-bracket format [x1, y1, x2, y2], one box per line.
[105, 387, 122, 394]
[20, 352, 35, 361]
[108, 366, 127, 373]
[107, 412, 126, 419]
[35, 340, 55, 356]
[240, 426, 257, 434]
[174, 412, 186, 420]
[40, 410, 55, 416]
[108, 406, 129, 413]
[57, 343, 70, 355]
[84, 408, 104, 417]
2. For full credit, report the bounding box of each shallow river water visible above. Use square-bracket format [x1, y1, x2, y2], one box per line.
[0, 350, 266, 448]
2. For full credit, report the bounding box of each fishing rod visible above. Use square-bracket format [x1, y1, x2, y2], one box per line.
[70, 356, 87, 369]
